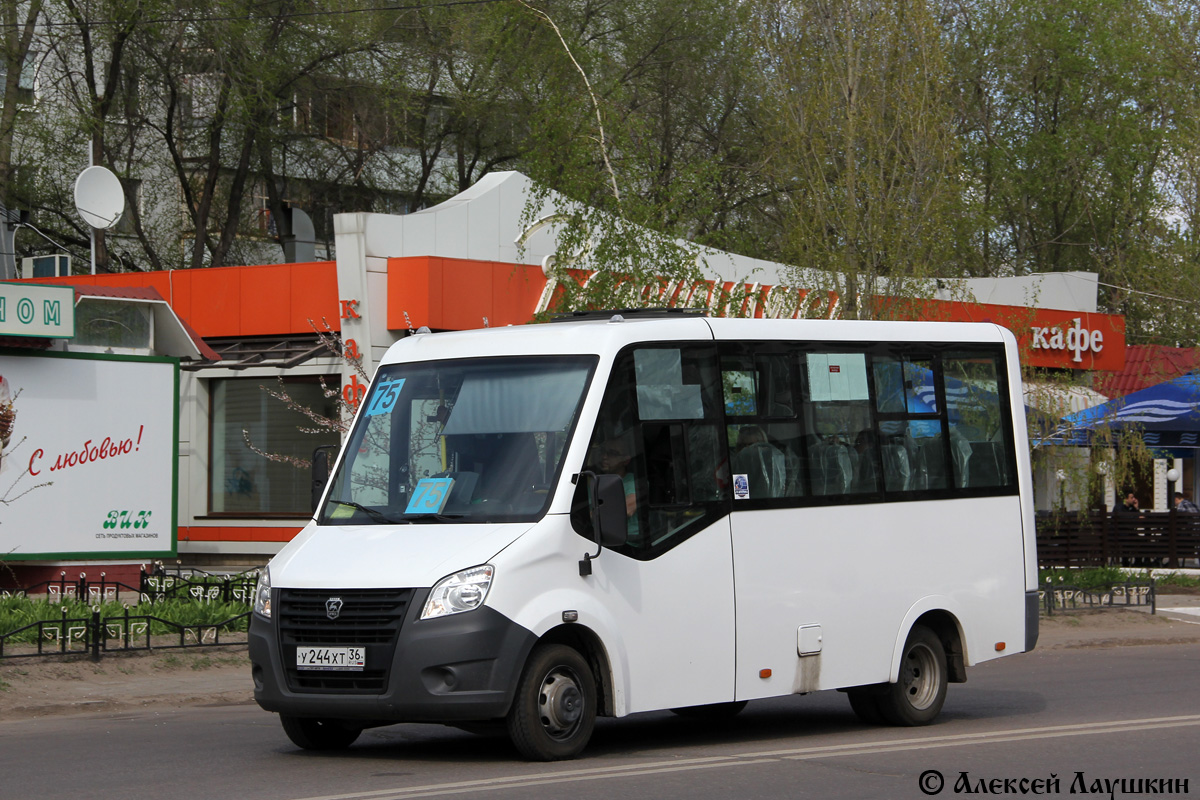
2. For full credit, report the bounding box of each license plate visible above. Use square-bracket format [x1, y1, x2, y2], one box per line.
[296, 646, 365, 671]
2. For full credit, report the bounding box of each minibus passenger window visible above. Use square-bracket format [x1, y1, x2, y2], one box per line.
[720, 349, 803, 501]
[723, 371, 758, 416]
[803, 353, 878, 496]
[943, 354, 1012, 489]
[871, 356, 948, 493]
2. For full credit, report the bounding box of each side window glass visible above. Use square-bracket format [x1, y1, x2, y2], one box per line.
[576, 344, 728, 558]
[804, 352, 878, 496]
[944, 353, 1012, 489]
[872, 356, 948, 492]
[721, 349, 804, 501]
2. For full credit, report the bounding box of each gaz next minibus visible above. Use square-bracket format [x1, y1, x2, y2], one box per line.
[249, 311, 1038, 760]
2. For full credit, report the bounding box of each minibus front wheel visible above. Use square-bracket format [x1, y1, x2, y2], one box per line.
[506, 643, 596, 760]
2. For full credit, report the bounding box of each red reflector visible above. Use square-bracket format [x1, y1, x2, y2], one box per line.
[995, 642, 1006, 652]
[759, 669, 772, 679]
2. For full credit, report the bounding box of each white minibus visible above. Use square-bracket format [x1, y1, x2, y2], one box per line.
[249, 311, 1038, 760]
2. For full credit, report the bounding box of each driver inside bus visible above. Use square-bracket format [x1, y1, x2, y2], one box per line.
[596, 433, 639, 540]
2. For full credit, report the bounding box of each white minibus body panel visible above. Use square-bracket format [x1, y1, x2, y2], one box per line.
[248, 312, 1037, 761]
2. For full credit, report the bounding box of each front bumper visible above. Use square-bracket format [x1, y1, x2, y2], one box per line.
[250, 587, 537, 723]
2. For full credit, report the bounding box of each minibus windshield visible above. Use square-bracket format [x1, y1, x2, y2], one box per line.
[319, 355, 597, 525]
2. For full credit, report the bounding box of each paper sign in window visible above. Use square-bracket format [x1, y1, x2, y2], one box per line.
[634, 348, 703, 420]
[405, 477, 455, 514]
[807, 354, 869, 402]
[365, 377, 405, 416]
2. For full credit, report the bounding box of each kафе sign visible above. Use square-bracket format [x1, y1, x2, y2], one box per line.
[0, 350, 177, 560]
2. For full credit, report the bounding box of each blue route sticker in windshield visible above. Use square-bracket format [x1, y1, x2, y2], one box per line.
[365, 377, 405, 416]
[405, 477, 456, 514]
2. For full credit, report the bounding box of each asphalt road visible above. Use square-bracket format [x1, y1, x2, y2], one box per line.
[3, 642, 1198, 800]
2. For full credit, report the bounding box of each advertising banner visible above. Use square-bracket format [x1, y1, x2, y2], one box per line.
[0, 351, 177, 559]
[0, 282, 75, 338]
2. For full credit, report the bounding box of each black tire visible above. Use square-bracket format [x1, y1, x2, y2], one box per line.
[877, 625, 948, 726]
[279, 715, 362, 750]
[506, 643, 596, 761]
[669, 701, 748, 720]
[846, 687, 885, 725]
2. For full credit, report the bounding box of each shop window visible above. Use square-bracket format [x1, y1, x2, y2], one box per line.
[0, 50, 38, 106]
[209, 376, 340, 516]
[73, 298, 152, 351]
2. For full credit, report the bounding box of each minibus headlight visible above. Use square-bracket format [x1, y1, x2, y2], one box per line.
[421, 565, 494, 619]
[253, 568, 272, 619]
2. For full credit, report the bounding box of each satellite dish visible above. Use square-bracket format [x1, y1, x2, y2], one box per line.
[73, 166, 125, 230]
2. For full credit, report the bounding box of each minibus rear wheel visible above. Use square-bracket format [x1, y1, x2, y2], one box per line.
[280, 715, 362, 750]
[507, 643, 596, 761]
[877, 625, 947, 726]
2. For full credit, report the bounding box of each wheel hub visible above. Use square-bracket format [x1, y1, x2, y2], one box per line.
[539, 669, 583, 738]
[902, 642, 939, 710]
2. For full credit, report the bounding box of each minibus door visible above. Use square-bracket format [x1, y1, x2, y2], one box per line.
[579, 343, 736, 713]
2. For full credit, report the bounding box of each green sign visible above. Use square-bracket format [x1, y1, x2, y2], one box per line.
[0, 282, 75, 339]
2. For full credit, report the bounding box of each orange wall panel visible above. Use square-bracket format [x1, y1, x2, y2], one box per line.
[30, 262, 339, 338]
[493, 262, 547, 325]
[387, 256, 546, 331]
[179, 525, 301, 543]
[440, 258, 494, 330]
[186, 269, 247, 335]
[291, 262, 341, 333]
[388, 256, 434, 330]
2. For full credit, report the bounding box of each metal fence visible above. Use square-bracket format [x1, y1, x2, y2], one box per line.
[1039, 581, 1156, 615]
[7, 563, 261, 605]
[1037, 511, 1200, 568]
[0, 608, 250, 661]
[0, 564, 259, 662]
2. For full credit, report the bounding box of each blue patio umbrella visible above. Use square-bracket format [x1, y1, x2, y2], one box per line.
[1053, 373, 1200, 452]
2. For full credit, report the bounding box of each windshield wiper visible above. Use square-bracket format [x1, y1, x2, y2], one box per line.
[326, 500, 397, 524]
[396, 512, 465, 524]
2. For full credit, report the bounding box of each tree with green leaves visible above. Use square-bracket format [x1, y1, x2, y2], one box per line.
[509, 0, 774, 314]
[753, 0, 966, 319]
[945, 0, 1185, 340]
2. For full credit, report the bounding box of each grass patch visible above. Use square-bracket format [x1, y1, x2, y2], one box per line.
[1039, 567, 1200, 591]
[1145, 571, 1200, 590]
[1039, 567, 1131, 590]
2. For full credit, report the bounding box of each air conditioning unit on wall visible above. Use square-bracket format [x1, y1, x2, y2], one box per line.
[21, 254, 71, 279]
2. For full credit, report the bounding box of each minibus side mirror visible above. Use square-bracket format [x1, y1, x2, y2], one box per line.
[593, 474, 629, 549]
[577, 471, 629, 576]
[311, 445, 337, 513]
